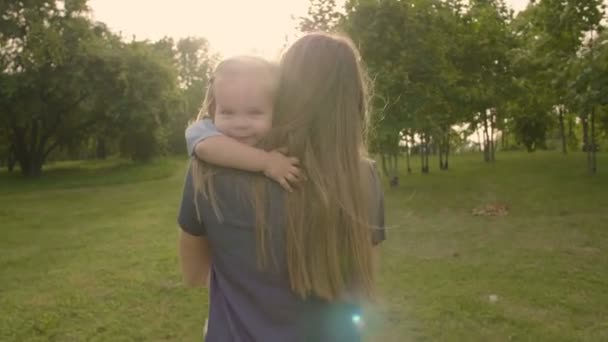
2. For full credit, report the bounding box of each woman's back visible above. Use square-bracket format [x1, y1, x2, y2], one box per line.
[178, 163, 384, 342]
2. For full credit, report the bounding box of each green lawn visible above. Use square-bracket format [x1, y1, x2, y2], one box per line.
[1, 152, 607, 341]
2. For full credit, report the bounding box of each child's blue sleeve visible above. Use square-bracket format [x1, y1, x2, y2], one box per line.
[185, 118, 222, 156]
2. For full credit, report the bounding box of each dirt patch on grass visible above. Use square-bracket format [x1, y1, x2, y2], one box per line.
[472, 203, 509, 216]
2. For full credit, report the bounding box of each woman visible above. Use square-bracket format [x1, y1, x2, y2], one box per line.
[178, 32, 386, 342]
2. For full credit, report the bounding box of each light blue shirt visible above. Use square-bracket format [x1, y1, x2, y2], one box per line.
[185, 118, 222, 156]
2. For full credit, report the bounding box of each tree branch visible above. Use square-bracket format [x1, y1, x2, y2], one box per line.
[43, 141, 61, 161]
[39, 90, 90, 146]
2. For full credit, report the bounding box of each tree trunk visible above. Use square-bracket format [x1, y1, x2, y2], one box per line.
[405, 134, 411, 174]
[582, 115, 589, 152]
[589, 107, 597, 175]
[476, 128, 483, 154]
[582, 114, 592, 173]
[438, 139, 444, 170]
[482, 112, 491, 162]
[380, 153, 388, 177]
[420, 133, 430, 173]
[422, 133, 430, 174]
[389, 153, 399, 188]
[567, 116, 576, 149]
[7, 143, 16, 172]
[16, 152, 44, 177]
[489, 110, 496, 162]
[443, 131, 450, 171]
[12, 127, 43, 177]
[438, 128, 449, 170]
[7, 95, 94, 177]
[443, 130, 450, 170]
[490, 132, 495, 161]
[558, 106, 567, 154]
[425, 137, 430, 173]
[420, 134, 425, 173]
[96, 137, 107, 159]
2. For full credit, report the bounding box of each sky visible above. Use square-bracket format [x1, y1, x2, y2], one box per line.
[88, 0, 531, 59]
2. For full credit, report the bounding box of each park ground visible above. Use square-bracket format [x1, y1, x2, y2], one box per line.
[1, 152, 607, 341]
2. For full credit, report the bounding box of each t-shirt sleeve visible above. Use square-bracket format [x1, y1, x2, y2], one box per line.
[369, 162, 386, 246]
[185, 118, 223, 156]
[177, 163, 207, 236]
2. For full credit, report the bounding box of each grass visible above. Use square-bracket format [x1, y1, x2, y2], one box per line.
[372, 151, 608, 341]
[0, 157, 178, 194]
[1, 152, 607, 341]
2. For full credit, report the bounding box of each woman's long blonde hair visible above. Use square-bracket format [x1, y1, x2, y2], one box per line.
[254, 33, 377, 301]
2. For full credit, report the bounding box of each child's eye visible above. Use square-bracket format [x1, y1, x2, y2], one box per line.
[220, 110, 234, 115]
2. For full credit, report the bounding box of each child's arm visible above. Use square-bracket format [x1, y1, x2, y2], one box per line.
[195, 136, 300, 192]
[185, 119, 301, 191]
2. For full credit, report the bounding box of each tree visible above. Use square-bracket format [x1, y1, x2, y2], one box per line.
[0, 124, 14, 171]
[568, 29, 608, 174]
[343, 0, 413, 179]
[114, 41, 181, 162]
[83, 23, 130, 160]
[149, 36, 216, 155]
[512, 0, 605, 154]
[168, 37, 216, 154]
[0, 1, 110, 176]
[460, 0, 515, 162]
[73, 35, 183, 162]
[345, 0, 485, 175]
[508, 34, 556, 153]
[0, 1, 185, 174]
[508, 99, 554, 152]
[299, 0, 343, 33]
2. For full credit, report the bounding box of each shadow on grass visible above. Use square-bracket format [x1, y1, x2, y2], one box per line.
[0, 157, 184, 194]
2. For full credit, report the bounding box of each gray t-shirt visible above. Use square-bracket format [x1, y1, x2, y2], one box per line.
[178, 163, 385, 342]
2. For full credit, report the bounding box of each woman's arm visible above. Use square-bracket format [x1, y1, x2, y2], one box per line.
[179, 230, 211, 287]
[177, 163, 211, 287]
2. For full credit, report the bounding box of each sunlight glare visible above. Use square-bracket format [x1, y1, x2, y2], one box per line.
[88, 0, 310, 59]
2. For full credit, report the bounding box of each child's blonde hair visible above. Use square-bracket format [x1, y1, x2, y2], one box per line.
[196, 55, 278, 120]
[192, 56, 278, 220]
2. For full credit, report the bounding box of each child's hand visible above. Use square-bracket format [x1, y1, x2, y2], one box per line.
[263, 150, 301, 192]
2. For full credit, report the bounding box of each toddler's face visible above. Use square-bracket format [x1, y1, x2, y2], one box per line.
[213, 76, 273, 146]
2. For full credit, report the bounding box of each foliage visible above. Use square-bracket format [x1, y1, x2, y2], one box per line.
[0, 1, 214, 175]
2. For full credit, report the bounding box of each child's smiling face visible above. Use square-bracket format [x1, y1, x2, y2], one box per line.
[213, 76, 274, 147]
